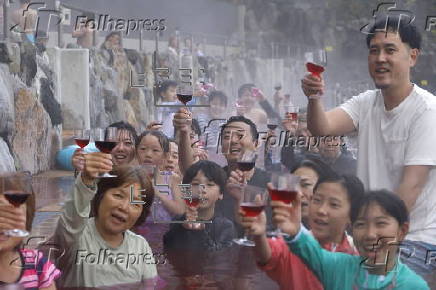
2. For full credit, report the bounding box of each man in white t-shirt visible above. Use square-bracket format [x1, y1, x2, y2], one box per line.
[301, 14, 436, 282]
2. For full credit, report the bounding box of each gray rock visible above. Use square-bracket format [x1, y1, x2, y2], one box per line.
[12, 88, 57, 174]
[0, 138, 15, 173]
[0, 64, 15, 137]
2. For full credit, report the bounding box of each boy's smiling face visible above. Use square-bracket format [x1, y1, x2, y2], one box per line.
[190, 170, 222, 210]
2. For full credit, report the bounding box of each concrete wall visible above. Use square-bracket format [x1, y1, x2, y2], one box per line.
[58, 49, 90, 130]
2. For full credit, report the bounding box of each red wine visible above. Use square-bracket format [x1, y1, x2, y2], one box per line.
[75, 138, 89, 148]
[286, 112, 298, 121]
[95, 141, 117, 153]
[269, 189, 298, 204]
[4, 191, 30, 207]
[240, 203, 265, 217]
[185, 197, 200, 207]
[306, 62, 325, 77]
[267, 124, 278, 130]
[177, 94, 192, 105]
[238, 161, 255, 172]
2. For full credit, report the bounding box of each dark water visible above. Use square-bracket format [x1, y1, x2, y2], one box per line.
[142, 224, 279, 290]
[31, 175, 279, 289]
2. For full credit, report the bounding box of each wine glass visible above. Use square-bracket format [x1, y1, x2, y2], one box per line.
[94, 127, 117, 178]
[268, 169, 300, 237]
[237, 150, 257, 183]
[177, 82, 193, 106]
[233, 184, 268, 247]
[274, 83, 282, 91]
[305, 49, 327, 77]
[181, 184, 206, 229]
[0, 171, 32, 237]
[305, 49, 327, 98]
[284, 105, 299, 123]
[267, 118, 279, 131]
[73, 129, 90, 149]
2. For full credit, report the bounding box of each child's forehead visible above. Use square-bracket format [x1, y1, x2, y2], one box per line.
[141, 134, 160, 143]
[356, 202, 391, 220]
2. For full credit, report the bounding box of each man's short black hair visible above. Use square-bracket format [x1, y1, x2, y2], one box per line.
[157, 80, 178, 96]
[237, 83, 255, 99]
[220, 115, 258, 142]
[209, 90, 228, 107]
[108, 121, 137, 143]
[366, 14, 421, 50]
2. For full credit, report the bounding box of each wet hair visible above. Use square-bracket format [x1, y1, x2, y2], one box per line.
[157, 80, 178, 96]
[108, 121, 137, 144]
[350, 189, 409, 225]
[182, 160, 227, 195]
[91, 166, 155, 227]
[314, 174, 365, 210]
[220, 115, 258, 142]
[366, 14, 421, 50]
[291, 157, 334, 180]
[209, 90, 228, 107]
[237, 83, 255, 98]
[137, 130, 170, 153]
[0, 172, 35, 232]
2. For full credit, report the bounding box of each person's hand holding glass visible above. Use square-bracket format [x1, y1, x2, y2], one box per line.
[72, 129, 90, 172]
[237, 149, 257, 182]
[268, 169, 301, 237]
[182, 184, 206, 230]
[233, 185, 268, 246]
[0, 172, 32, 237]
[93, 127, 117, 178]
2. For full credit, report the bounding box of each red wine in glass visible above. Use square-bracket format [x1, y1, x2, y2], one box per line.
[185, 196, 201, 207]
[267, 124, 278, 130]
[75, 138, 89, 148]
[240, 202, 265, 217]
[4, 191, 30, 207]
[306, 62, 325, 78]
[238, 161, 255, 172]
[177, 94, 193, 105]
[286, 112, 298, 121]
[95, 141, 117, 154]
[269, 189, 298, 204]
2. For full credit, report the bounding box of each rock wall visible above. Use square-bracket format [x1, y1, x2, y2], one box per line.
[12, 88, 58, 173]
